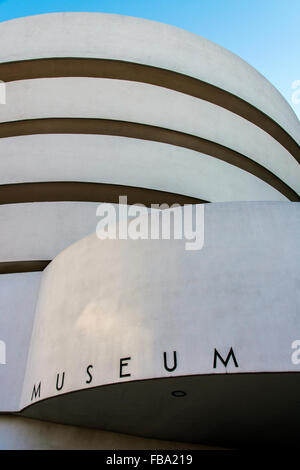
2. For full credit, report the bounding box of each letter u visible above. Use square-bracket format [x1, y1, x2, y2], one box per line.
[163, 351, 177, 372]
[56, 372, 65, 391]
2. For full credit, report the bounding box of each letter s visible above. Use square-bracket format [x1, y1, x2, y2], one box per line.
[86, 364, 93, 384]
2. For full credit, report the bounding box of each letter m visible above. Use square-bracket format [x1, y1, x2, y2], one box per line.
[213, 347, 238, 369]
[31, 382, 41, 401]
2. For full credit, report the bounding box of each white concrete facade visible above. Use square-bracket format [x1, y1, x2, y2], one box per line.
[0, 136, 286, 203]
[0, 12, 299, 449]
[0, 13, 298, 144]
[0, 78, 299, 194]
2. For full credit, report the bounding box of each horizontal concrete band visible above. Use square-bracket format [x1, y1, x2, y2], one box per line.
[0, 119, 298, 201]
[1, 78, 298, 193]
[0, 58, 299, 164]
[0, 261, 50, 274]
[0, 181, 207, 206]
[0, 134, 285, 203]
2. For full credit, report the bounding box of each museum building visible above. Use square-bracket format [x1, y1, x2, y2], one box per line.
[0, 13, 299, 449]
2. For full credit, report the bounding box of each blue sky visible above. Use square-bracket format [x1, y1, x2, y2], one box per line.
[0, 0, 299, 119]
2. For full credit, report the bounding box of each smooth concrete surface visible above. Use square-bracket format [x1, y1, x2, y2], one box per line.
[0, 134, 285, 203]
[1, 77, 299, 193]
[20, 202, 300, 410]
[0, 202, 163, 262]
[0, 13, 299, 145]
[0, 202, 101, 261]
[0, 273, 42, 411]
[0, 415, 219, 449]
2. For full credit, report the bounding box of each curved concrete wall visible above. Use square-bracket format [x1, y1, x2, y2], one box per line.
[21, 202, 300, 402]
[0, 272, 41, 411]
[0, 12, 298, 277]
[0, 13, 298, 216]
[15, 202, 300, 446]
[1, 77, 298, 196]
[0, 13, 299, 145]
[0, 135, 286, 202]
[0, 13, 298, 258]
